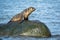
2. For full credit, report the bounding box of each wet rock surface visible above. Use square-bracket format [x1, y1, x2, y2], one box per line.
[0, 20, 51, 37]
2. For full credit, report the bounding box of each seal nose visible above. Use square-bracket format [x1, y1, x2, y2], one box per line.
[33, 8, 36, 11]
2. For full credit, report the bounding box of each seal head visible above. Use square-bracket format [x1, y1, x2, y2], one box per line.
[24, 7, 36, 20]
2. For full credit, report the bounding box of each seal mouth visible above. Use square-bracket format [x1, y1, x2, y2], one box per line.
[33, 8, 36, 11]
[32, 9, 36, 12]
[32, 7, 36, 11]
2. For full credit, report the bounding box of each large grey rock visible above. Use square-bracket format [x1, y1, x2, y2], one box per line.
[0, 20, 51, 37]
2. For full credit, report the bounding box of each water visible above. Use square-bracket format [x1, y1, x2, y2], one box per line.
[0, 0, 60, 40]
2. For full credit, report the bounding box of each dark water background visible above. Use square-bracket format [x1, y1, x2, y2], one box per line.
[0, 0, 60, 40]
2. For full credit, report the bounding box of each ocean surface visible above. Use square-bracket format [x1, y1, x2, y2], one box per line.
[0, 0, 60, 40]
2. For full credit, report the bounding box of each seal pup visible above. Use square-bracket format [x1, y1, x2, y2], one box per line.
[8, 7, 35, 23]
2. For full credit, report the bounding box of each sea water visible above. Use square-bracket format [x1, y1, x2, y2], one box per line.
[0, 0, 60, 40]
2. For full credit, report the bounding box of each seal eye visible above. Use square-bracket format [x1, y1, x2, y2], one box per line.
[30, 8, 33, 11]
[30, 7, 34, 11]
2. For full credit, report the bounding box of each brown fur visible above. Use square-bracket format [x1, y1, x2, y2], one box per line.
[8, 7, 35, 23]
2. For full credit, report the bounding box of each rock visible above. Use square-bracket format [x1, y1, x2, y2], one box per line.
[0, 20, 51, 37]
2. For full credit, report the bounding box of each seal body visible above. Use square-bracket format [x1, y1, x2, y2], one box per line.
[8, 7, 35, 23]
[9, 13, 24, 23]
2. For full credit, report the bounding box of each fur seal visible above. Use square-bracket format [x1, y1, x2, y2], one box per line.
[8, 7, 35, 23]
